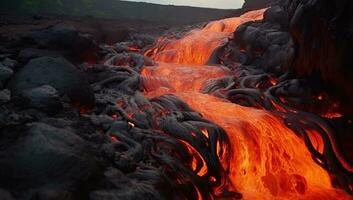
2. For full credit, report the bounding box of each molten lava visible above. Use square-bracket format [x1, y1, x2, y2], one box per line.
[141, 9, 353, 200]
[145, 9, 266, 65]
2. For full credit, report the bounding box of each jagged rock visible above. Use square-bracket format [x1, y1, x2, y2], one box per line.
[0, 123, 101, 197]
[21, 85, 62, 114]
[0, 89, 10, 104]
[0, 64, 13, 82]
[8, 56, 95, 107]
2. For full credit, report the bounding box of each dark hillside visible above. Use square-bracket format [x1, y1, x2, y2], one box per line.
[0, 0, 240, 25]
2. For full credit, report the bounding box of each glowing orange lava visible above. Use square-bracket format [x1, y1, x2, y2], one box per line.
[142, 9, 352, 200]
[145, 9, 266, 65]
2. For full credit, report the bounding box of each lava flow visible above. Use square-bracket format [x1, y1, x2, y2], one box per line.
[141, 9, 353, 200]
[145, 9, 266, 65]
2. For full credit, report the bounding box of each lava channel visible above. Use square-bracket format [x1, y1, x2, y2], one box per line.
[141, 9, 353, 200]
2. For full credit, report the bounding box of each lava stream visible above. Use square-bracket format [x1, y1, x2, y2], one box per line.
[141, 9, 352, 200]
[145, 9, 266, 65]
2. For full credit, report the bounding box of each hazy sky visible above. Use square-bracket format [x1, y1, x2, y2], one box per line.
[125, 0, 244, 9]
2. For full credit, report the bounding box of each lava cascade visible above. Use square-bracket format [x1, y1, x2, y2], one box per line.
[144, 9, 266, 65]
[141, 9, 353, 200]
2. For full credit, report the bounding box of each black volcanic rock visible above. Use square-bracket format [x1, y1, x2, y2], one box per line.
[8, 56, 95, 107]
[263, 5, 289, 28]
[283, 0, 353, 115]
[0, 123, 100, 199]
[21, 85, 62, 114]
[231, 6, 293, 73]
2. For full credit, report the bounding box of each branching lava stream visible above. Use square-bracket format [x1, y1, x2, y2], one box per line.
[141, 9, 353, 200]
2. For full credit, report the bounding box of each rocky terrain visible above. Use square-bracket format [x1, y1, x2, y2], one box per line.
[0, 0, 239, 25]
[0, 13, 220, 199]
[0, 21, 162, 199]
[241, 0, 353, 117]
[0, 14, 173, 51]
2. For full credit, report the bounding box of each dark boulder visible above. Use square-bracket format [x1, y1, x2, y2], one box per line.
[0, 123, 101, 198]
[21, 85, 62, 114]
[230, 5, 294, 72]
[8, 56, 95, 108]
[242, 26, 270, 50]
